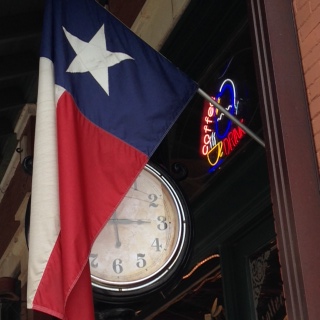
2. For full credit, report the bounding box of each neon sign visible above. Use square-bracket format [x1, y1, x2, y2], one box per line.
[200, 79, 245, 171]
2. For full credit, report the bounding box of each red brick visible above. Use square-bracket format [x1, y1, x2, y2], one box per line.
[305, 61, 320, 86]
[294, 0, 309, 10]
[294, 1, 311, 29]
[299, 4, 320, 39]
[309, 95, 320, 118]
[317, 152, 320, 170]
[308, 76, 320, 101]
[314, 131, 320, 153]
[310, 0, 320, 11]
[302, 42, 320, 72]
[299, 23, 320, 58]
[312, 112, 320, 134]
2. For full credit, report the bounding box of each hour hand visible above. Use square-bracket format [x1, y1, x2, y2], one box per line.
[109, 218, 151, 225]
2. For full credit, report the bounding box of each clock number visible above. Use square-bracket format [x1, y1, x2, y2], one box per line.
[148, 193, 158, 207]
[136, 253, 147, 268]
[157, 216, 168, 230]
[151, 238, 162, 252]
[89, 253, 98, 268]
[113, 259, 123, 274]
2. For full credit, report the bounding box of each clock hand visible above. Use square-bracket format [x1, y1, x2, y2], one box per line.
[112, 213, 121, 248]
[109, 218, 151, 225]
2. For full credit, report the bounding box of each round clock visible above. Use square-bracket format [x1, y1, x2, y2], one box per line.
[90, 163, 191, 300]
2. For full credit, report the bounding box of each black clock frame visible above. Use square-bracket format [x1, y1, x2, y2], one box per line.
[91, 162, 193, 305]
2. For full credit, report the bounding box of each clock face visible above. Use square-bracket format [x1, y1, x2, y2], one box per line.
[90, 164, 189, 295]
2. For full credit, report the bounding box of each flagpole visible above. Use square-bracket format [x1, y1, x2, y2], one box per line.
[197, 88, 265, 148]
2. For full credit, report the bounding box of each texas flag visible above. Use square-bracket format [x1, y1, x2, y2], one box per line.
[26, 0, 197, 319]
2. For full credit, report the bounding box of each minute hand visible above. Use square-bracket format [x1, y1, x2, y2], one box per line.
[109, 218, 151, 225]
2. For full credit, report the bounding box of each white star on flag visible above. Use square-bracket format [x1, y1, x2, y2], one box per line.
[63, 24, 134, 95]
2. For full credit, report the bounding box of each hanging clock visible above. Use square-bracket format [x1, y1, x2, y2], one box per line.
[89, 162, 191, 301]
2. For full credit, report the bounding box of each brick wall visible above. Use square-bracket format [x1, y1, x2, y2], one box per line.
[293, 0, 320, 171]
